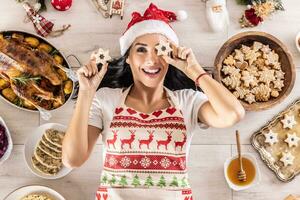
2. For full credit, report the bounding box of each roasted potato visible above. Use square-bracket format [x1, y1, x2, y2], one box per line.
[12, 33, 24, 41]
[2, 88, 17, 102]
[0, 78, 10, 90]
[57, 68, 68, 81]
[37, 43, 53, 53]
[53, 54, 64, 65]
[23, 99, 36, 109]
[25, 37, 40, 48]
[63, 80, 73, 95]
[53, 101, 63, 109]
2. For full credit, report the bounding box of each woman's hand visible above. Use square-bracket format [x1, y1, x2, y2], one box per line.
[161, 42, 205, 81]
[77, 52, 108, 93]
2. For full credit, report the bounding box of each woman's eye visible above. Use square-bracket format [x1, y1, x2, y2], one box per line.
[137, 47, 147, 53]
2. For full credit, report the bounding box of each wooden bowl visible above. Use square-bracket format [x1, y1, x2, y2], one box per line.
[214, 31, 296, 111]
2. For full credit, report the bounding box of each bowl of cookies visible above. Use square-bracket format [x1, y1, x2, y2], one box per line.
[214, 31, 295, 111]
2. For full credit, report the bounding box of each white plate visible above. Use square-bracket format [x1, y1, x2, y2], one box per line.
[296, 31, 300, 53]
[3, 185, 65, 200]
[224, 153, 261, 191]
[0, 116, 13, 165]
[24, 123, 72, 179]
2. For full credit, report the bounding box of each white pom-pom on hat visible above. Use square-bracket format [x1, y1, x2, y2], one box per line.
[176, 10, 188, 21]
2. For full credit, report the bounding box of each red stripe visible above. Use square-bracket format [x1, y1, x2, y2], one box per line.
[113, 116, 185, 123]
[104, 153, 186, 171]
[110, 121, 186, 130]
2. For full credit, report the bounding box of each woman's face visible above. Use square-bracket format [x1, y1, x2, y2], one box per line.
[126, 33, 169, 88]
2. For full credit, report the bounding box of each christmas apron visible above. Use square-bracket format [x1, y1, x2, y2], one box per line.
[96, 86, 193, 200]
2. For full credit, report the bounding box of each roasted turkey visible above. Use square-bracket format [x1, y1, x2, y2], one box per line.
[0, 36, 66, 110]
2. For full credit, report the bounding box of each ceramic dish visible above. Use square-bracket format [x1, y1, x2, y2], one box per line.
[0, 116, 13, 165]
[224, 153, 261, 191]
[3, 185, 65, 200]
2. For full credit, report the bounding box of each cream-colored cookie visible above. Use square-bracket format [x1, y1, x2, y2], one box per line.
[264, 130, 278, 145]
[244, 93, 256, 104]
[223, 55, 236, 66]
[271, 90, 279, 97]
[263, 51, 279, 66]
[246, 65, 259, 77]
[95, 48, 111, 65]
[234, 49, 244, 62]
[280, 152, 295, 167]
[274, 70, 285, 79]
[258, 69, 275, 85]
[233, 87, 250, 99]
[261, 44, 271, 53]
[253, 41, 263, 51]
[284, 132, 300, 148]
[221, 65, 240, 76]
[271, 62, 281, 70]
[222, 76, 241, 89]
[273, 79, 284, 91]
[281, 114, 297, 129]
[155, 40, 172, 56]
[253, 84, 271, 101]
[245, 49, 261, 66]
[241, 45, 251, 54]
[241, 71, 258, 87]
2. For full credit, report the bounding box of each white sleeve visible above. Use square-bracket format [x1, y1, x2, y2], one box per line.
[175, 89, 209, 132]
[88, 90, 104, 130]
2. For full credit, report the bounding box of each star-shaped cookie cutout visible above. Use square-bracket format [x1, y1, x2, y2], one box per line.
[155, 40, 172, 56]
[95, 48, 111, 65]
[284, 132, 300, 148]
[264, 130, 278, 146]
[280, 152, 295, 167]
[281, 114, 297, 129]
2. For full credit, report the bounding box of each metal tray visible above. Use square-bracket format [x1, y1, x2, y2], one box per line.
[251, 99, 300, 182]
[0, 29, 76, 114]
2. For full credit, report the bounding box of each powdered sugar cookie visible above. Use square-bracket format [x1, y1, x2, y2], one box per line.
[281, 114, 297, 129]
[261, 44, 271, 53]
[222, 76, 241, 89]
[155, 40, 172, 56]
[221, 65, 240, 76]
[95, 48, 111, 65]
[280, 151, 295, 167]
[264, 130, 278, 145]
[263, 50, 279, 66]
[274, 70, 285, 79]
[253, 84, 271, 101]
[234, 49, 244, 62]
[245, 49, 261, 66]
[233, 87, 250, 99]
[253, 41, 263, 51]
[271, 90, 279, 98]
[284, 132, 300, 148]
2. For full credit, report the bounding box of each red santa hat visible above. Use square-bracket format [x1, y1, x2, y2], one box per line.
[119, 3, 187, 55]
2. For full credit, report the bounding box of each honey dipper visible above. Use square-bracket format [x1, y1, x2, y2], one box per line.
[236, 130, 247, 182]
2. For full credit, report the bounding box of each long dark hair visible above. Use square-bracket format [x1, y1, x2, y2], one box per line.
[98, 50, 197, 91]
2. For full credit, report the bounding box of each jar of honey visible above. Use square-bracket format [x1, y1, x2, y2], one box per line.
[224, 153, 261, 191]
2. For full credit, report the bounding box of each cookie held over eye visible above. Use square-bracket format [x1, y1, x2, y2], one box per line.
[95, 48, 112, 65]
[155, 40, 173, 56]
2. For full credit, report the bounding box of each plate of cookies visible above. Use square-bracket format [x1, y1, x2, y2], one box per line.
[251, 99, 300, 182]
[214, 31, 295, 111]
[3, 185, 65, 200]
[24, 123, 71, 179]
